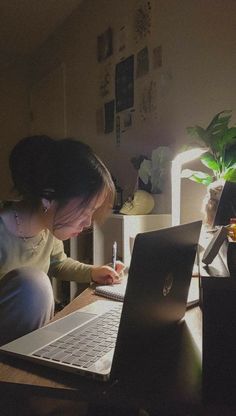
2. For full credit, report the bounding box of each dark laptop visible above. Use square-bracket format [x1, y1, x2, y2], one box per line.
[0, 221, 202, 381]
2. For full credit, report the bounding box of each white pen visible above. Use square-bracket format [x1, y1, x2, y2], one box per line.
[112, 241, 117, 270]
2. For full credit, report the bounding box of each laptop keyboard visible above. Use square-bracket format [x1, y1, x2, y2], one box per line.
[32, 304, 122, 369]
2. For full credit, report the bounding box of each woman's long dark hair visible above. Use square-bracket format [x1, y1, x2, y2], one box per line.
[9, 135, 115, 222]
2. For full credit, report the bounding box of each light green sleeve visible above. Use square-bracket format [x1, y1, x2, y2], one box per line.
[49, 237, 93, 283]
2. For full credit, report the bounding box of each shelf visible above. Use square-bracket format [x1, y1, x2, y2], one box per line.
[93, 213, 171, 267]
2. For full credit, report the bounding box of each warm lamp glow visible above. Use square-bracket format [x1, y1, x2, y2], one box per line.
[171, 148, 206, 226]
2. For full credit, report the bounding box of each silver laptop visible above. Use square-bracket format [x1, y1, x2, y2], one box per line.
[0, 221, 202, 381]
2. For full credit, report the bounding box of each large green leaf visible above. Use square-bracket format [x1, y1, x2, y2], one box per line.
[181, 169, 213, 185]
[200, 152, 220, 171]
[138, 159, 152, 184]
[187, 111, 232, 153]
[151, 146, 172, 168]
[138, 146, 172, 193]
[221, 127, 236, 148]
[190, 174, 213, 185]
[225, 144, 236, 167]
[206, 110, 232, 152]
[151, 170, 162, 193]
[186, 126, 211, 146]
[206, 110, 231, 134]
[223, 168, 236, 182]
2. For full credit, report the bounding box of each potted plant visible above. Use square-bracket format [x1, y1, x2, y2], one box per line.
[181, 110, 236, 226]
[181, 110, 236, 185]
[125, 146, 172, 215]
[131, 146, 172, 194]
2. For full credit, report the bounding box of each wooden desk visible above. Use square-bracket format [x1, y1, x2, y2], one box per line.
[0, 287, 204, 415]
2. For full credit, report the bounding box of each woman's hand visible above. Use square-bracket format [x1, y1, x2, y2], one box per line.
[91, 261, 125, 285]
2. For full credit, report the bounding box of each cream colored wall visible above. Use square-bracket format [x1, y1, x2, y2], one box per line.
[0, 62, 30, 198]
[1, 0, 236, 220]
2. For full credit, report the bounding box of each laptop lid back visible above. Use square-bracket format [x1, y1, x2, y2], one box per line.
[111, 220, 202, 380]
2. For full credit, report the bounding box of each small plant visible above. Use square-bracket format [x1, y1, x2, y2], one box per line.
[131, 146, 172, 194]
[182, 110, 236, 185]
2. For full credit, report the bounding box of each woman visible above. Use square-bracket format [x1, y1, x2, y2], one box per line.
[0, 135, 123, 345]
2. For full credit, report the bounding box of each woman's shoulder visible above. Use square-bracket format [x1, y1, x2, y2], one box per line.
[0, 201, 16, 234]
[0, 201, 13, 216]
[0, 200, 13, 209]
[0, 204, 9, 234]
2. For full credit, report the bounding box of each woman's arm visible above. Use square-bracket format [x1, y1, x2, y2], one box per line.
[49, 238, 124, 284]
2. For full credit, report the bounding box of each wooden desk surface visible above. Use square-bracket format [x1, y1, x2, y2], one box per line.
[0, 288, 203, 414]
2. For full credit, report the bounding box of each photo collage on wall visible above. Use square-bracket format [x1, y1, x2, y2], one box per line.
[96, 0, 163, 144]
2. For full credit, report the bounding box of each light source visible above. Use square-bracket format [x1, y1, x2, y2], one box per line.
[171, 148, 206, 226]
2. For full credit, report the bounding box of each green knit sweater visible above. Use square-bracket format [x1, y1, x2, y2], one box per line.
[0, 217, 92, 283]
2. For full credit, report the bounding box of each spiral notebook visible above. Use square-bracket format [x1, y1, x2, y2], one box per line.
[94, 278, 127, 301]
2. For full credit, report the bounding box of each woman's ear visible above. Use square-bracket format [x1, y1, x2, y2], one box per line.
[41, 198, 52, 214]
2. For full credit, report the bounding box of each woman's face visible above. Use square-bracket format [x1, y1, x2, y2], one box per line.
[48, 193, 105, 240]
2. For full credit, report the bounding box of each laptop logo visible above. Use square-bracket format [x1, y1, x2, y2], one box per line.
[163, 273, 173, 296]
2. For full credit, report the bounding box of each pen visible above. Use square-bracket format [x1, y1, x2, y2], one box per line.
[112, 241, 117, 270]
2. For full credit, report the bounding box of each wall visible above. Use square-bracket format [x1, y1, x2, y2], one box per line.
[0, 62, 30, 198]
[1, 0, 236, 220]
